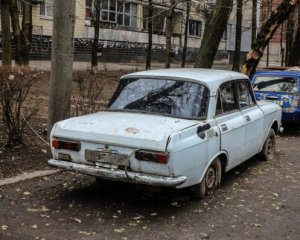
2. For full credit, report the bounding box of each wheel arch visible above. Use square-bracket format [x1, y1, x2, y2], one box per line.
[271, 120, 279, 133]
[198, 151, 228, 183]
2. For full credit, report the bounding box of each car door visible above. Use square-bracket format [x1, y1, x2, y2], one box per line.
[215, 81, 247, 169]
[238, 80, 264, 159]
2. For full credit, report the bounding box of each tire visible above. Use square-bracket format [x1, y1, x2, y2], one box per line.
[259, 128, 276, 161]
[190, 158, 222, 199]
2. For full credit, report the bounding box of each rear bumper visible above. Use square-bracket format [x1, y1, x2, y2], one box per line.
[48, 159, 187, 188]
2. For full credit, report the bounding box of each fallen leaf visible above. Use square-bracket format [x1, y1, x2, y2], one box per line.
[23, 191, 31, 196]
[200, 232, 209, 238]
[72, 218, 81, 224]
[253, 223, 262, 227]
[1, 225, 8, 231]
[114, 228, 125, 233]
[31, 224, 38, 229]
[78, 231, 96, 236]
[41, 149, 47, 154]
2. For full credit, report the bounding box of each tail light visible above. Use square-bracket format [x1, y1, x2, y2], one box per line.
[52, 138, 81, 152]
[135, 150, 169, 164]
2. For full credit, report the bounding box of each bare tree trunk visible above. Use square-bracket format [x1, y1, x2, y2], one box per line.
[8, 0, 22, 65]
[146, 0, 153, 70]
[182, 0, 191, 68]
[91, 0, 101, 73]
[1, 0, 12, 66]
[48, 0, 76, 135]
[232, 0, 243, 72]
[21, 0, 32, 66]
[241, 0, 299, 77]
[251, 0, 257, 45]
[165, 0, 175, 69]
[290, 4, 300, 65]
[285, 11, 295, 65]
[194, 0, 233, 68]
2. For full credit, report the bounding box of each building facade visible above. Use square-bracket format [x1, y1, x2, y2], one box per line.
[0, 0, 238, 64]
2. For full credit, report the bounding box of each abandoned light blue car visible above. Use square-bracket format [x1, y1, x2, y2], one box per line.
[48, 69, 282, 199]
[251, 68, 300, 125]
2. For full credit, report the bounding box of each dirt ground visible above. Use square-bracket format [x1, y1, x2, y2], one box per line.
[0, 70, 299, 240]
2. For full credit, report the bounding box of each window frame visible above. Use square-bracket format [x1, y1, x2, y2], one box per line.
[40, 0, 54, 18]
[216, 79, 257, 117]
[107, 77, 210, 121]
[215, 80, 240, 117]
[92, 0, 137, 28]
[188, 20, 202, 37]
[236, 79, 257, 110]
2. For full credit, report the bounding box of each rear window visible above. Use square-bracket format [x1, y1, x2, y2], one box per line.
[253, 76, 298, 94]
[107, 78, 209, 119]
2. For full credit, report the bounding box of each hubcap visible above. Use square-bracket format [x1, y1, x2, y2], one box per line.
[206, 166, 216, 189]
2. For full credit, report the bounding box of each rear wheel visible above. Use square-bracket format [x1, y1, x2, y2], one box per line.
[190, 158, 222, 199]
[259, 128, 276, 161]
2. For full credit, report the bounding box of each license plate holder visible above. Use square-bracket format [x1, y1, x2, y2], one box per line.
[85, 149, 130, 167]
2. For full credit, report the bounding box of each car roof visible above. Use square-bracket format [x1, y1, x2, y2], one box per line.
[252, 70, 300, 78]
[121, 68, 248, 90]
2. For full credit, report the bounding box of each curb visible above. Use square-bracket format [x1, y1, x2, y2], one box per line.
[0, 170, 60, 187]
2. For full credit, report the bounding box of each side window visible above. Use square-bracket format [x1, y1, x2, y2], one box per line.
[218, 82, 239, 114]
[237, 80, 256, 108]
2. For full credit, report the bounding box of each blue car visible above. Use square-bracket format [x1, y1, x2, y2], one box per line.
[251, 68, 300, 125]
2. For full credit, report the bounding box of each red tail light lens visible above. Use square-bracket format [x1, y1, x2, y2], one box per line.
[52, 138, 81, 152]
[135, 150, 169, 164]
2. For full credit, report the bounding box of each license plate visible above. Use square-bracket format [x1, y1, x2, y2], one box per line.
[85, 149, 130, 167]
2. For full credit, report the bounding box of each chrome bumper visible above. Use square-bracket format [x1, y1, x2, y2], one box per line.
[48, 159, 187, 188]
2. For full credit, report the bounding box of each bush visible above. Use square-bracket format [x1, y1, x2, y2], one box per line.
[0, 67, 38, 146]
[71, 72, 105, 117]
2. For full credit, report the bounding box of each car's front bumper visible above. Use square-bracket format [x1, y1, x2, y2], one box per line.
[48, 159, 187, 188]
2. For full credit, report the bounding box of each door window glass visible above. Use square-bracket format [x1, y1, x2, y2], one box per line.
[238, 80, 256, 108]
[218, 82, 239, 114]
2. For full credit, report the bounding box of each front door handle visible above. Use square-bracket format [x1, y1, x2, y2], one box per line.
[245, 115, 251, 122]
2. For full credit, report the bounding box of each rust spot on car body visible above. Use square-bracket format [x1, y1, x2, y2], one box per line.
[125, 127, 139, 134]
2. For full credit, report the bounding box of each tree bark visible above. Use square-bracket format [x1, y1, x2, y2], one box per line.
[8, 0, 22, 65]
[1, 0, 12, 66]
[251, 0, 257, 45]
[21, 0, 32, 65]
[290, 4, 300, 65]
[194, 0, 233, 68]
[48, 0, 76, 135]
[165, 0, 176, 69]
[182, 0, 191, 68]
[91, 0, 101, 73]
[146, 0, 153, 70]
[241, 0, 299, 77]
[232, 0, 243, 72]
[285, 11, 295, 65]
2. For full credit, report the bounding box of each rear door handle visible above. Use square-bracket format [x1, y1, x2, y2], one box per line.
[221, 124, 228, 131]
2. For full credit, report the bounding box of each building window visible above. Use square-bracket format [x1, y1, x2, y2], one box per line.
[101, 0, 137, 27]
[40, 0, 54, 17]
[86, 0, 93, 19]
[188, 20, 202, 37]
[116, 1, 137, 27]
[143, 6, 166, 34]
